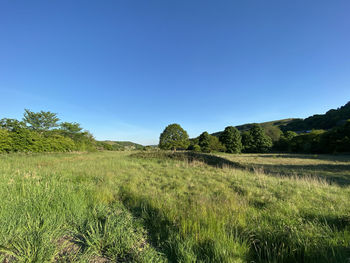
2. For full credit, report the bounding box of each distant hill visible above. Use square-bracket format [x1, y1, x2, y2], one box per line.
[211, 101, 350, 140]
[101, 141, 144, 150]
[212, 119, 297, 141]
[280, 102, 350, 132]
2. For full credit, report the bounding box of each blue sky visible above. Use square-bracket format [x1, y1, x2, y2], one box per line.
[1, 0, 349, 145]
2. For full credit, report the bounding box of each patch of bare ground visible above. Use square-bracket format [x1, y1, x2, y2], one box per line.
[55, 236, 81, 262]
[1, 255, 16, 263]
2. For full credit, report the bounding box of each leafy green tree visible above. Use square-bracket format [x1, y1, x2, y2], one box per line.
[242, 131, 254, 152]
[198, 132, 211, 153]
[208, 135, 226, 152]
[0, 118, 25, 132]
[244, 124, 273, 153]
[219, 126, 242, 153]
[23, 109, 60, 131]
[0, 129, 13, 152]
[192, 144, 201, 152]
[274, 131, 297, 152]
[264, 125, 283, 142]
[159, 123, 189, 150]
[60, 122, 83, 133]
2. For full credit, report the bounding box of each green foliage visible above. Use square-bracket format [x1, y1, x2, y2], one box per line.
[208, 135, 226, 152]
[192, 144, 201, 152]
[264, 125, 283, 142]
[243, 124, 273, 153]
[0, 109, 99, 153]
[219, 126, 242, 153]
[0, 129, 13, 153]
[0, 118, 25, 132]
[198, 132, 211, 153]
[275, 120, 350, 154]
[282, 101, 350, 132]
[60, 122, 83, 134]
[23, 109, 60, 131]
[159, 123, 190, 150]
[274, 130, 297, 152]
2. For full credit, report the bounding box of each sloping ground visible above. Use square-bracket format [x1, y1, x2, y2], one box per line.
[0, 151, 349, 262]
[211, 118, 297, 137]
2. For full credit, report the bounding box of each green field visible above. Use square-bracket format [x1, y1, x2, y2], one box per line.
[0, 151, 349, 262]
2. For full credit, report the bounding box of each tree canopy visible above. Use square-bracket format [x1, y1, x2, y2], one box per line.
[23, 109, 60, 131]
[219, 126, 242, 153]
[159, 124, 189, 150]
[243, 124, 272, 153]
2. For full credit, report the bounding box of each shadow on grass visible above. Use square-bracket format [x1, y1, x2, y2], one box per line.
[132, 151, 244, 169]
[119, 187, 231, 263]
[132, 151, 350, 186]
[300, 213, 350, 232]
[118, 187, 180, 262]
[246, 163, 350, 187]
[256, 153, 350, 162]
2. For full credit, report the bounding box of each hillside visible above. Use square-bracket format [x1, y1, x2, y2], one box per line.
[212, 118, 297, 137]
[280, 102, 350, 132]
[101, 140, 144, 150]
[212, 102, 350, 138]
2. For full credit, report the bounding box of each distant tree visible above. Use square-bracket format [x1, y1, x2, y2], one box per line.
[219, 126, 242, 153]
[60, 122, 83, 133]
[0, 118, 25, 132]
[159, 124, 190, 150]
[274, 131, 297, 152]
[192, 144, 201, 152]
[23, 109, 59, 131]
[0, 129, 13, 152]
[242, 131, 254, 152]
[264, 125, 283, 142]
[208, 135, 226, 152]
[198, 132, 211, 153]
[244, 124, 272, 153]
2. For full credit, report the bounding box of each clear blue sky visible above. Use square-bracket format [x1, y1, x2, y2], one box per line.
[1, 1, 349, 145]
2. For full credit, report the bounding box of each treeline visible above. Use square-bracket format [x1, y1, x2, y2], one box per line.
[275, 120, 350, 153]
[159, 120, 350, 154]
[0, 109, 108, 153]
[281, 102, 350, 132]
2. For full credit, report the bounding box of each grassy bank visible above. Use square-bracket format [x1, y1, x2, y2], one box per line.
[0, 151, 349, 262]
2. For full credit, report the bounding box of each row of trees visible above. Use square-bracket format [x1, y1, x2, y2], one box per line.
[159, 121, 350, 154]
[158, 123, 273, 153]
[0, 109, 99, 153]
[275, 120, 350, 153]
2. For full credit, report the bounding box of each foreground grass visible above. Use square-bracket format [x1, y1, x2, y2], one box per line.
[0, 151, 349, 262]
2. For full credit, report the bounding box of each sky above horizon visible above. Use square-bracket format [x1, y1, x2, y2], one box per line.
[1, 1, 350, 145]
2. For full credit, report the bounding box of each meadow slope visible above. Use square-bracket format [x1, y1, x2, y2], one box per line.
[0, 151, 349, 262]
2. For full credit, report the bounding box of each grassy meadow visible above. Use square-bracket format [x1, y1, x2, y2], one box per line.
[0, 151, 349, 262]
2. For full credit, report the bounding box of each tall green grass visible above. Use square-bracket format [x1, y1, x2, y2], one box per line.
[0, 151, 349, 262]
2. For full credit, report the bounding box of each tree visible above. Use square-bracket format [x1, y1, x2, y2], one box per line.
[0, 118, 25, 132]
[264, 125, 283, 142]
[198, 132, 211, 152]
[219, 126, 242, 153]
[60, 122, 83, 133]
[244, 124, 272, 153]
[242, 131, 254, 152]
[159, 123, 189, 150]
[208, 135, 226, 152]
[23, 109, 60, 131]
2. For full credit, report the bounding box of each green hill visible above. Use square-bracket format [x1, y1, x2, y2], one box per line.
[281, 102, 350, 132]
[100, 141, 144, 150]
[212, 102, 350, 140]
[212, 118, 297, 142]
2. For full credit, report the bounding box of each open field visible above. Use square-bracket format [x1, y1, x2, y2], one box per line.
[0, 151, 349, 262]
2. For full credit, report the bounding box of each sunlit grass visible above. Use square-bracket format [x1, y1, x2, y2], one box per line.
[0, 151, 349, 262]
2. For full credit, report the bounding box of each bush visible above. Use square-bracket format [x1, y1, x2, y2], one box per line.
[0, 129, 13, 153]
